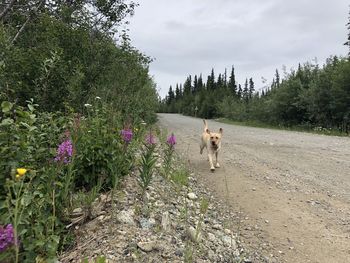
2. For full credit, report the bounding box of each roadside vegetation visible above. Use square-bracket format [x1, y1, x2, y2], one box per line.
[0, 1, 161, 262]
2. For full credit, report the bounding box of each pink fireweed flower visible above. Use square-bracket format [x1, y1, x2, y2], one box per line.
[121, 129, 133, 143]
[166, 133, 176, 147]
[54, 139, 73, 164]
[0, 224, 15, 252]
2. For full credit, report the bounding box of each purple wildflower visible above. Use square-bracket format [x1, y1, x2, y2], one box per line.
[145, 133, 156, 145]
[166, 133, 176, 147]
[121, 129, 133, 143]
[0, 224, 15, 252]
[54, 139, 73, 164]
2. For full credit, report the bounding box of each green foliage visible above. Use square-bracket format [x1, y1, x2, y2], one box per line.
[0, 7, 158, 119]
[0, 101, 74, 261]
[0, 100, 68, 192]
[0, 99, 152, 261]
[138, 143, 157, 191]
[161, 138, 176, 177]
[0, 1, 159, 261]
[73, 101, 134, 189]
[159, 56, 350, 134]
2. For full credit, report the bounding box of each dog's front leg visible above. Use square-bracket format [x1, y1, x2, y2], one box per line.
[200, 143, 204, 154]
[215, 151, 220, 168]
[208, 152, 215, 171]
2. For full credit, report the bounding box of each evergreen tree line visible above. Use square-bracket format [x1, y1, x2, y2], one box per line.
[159, 57, 350, 132]
[0, 0, 158, 123]
[159, 66, 256, 118]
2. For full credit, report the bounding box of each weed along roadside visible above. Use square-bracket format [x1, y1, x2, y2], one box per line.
[0, 98, 157, 262]
[59, 131, 259, 263]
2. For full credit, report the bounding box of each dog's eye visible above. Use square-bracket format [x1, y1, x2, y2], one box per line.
[210, 137, 214, 139]
[215, 137, 218, 139]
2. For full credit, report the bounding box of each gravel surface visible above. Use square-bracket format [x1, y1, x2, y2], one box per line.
[158, 113, 350, 263]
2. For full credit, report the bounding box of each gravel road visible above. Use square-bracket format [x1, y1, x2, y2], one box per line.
[158, 113, 350, 263]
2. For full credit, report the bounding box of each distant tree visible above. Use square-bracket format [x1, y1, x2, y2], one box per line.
[206, 68, 215, 90]
[183, 75, 192, 95]
[243, 79, 249, 103]
[345, 6, 350, 57]
[248, 78, 255, 99]
[167, 86, 175, 105]
[217, 73, 223, 89]
[193, 75, 198, 94]
[228, 66, 237, 97]
[223, 68, 228, 87]
[175, 84, 182, 100]
[275, 69, 280, 89]
[198, 74, 204, 91]
[237, 84, 242, 99]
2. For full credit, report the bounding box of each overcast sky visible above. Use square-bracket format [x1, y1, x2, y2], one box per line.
[128, 0, 349, 98]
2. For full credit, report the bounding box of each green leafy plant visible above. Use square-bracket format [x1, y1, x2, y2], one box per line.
[138, 132, 157, 191]
[73, 101, 134, 189]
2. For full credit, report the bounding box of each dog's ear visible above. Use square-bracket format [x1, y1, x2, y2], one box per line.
[206, 128, 210, 134]
[219, 128, 223, 134]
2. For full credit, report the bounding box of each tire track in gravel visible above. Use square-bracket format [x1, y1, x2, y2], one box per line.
[158, 113, 350, 263]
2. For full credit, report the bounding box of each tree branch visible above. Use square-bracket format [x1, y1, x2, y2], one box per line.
[11, 14, 31, 44]
[0, 0, 17, 21]
[11, 0, 44, 44]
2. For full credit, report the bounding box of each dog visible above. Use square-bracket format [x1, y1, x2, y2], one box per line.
[200, 119, 223, 172]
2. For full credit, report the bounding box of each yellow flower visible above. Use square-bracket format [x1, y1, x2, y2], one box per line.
[16, 168, 27, 176]
[16, 174, 21, 179]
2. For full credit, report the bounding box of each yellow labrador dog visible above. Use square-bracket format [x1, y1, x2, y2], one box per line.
[200, 119, 223, 171]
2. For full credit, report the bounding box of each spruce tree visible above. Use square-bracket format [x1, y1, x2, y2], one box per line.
[271, 78, 276, 90]
[217, 73, 223, 89]
[248, 78, 255, 99]
[183, 76, 192, 95]
[346, 6, 350, 57]
[193, 75, 198, 94]
[275, 69, 280, 89]
[198, 74, 203, 92]
[167, 86, 175, 105]
[237, 84, 242, 99]
[223, 68, 228, 87]
[228, 66, 237, 97]
[243, 78, 249, 103]
[206, 68, 215, 90]
[175, 84, 181, 100]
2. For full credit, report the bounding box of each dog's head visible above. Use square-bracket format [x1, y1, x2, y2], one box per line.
[206, 128, 223, 148]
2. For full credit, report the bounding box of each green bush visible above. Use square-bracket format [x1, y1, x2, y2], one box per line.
[0, 99, 147, 262]
[72, 100, 136, 189]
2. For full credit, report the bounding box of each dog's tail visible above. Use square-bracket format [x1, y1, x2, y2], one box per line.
[203, 119, 209, 132]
